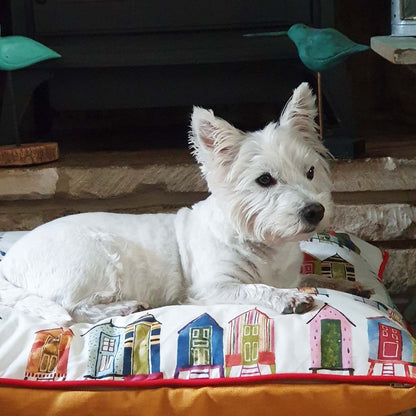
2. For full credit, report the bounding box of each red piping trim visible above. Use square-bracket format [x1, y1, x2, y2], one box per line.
[378, 250, 389, 281]
[0, 373, 414, 391]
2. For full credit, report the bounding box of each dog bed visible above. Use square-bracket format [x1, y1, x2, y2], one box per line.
[0, 230, 415, 416]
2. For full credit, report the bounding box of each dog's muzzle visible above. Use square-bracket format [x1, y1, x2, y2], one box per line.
[300, 203, 325, 226]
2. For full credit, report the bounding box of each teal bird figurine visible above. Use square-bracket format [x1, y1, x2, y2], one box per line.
[0, 32, 61, 71]
[245, 23, 368, 72]
[285, 23, 369, 72]
[245, 24, 369, 139]
[0, 26, 61, 164]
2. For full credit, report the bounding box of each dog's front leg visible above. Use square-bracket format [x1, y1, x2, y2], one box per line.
[298, 274, 374, 298]
[189, 283, 315, 314]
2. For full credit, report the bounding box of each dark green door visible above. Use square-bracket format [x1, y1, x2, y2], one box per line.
[190, 327, 212, 366]
[321, 320, 342, 369]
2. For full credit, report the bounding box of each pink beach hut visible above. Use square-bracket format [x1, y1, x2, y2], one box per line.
[307, 304, 355, 375]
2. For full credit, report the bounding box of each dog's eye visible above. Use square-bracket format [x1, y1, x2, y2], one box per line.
[306, 166, 315, 180]
[256, 173, 276, 187]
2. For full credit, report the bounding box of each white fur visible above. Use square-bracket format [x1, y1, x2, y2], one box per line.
[0, 83, 333, 325]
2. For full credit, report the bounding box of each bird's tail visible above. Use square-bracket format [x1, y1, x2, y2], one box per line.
[0, 265, 73, 326]
[243, 31, 287, 37]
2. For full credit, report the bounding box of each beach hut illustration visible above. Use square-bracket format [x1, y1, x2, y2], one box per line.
[354, 297, 388, 313]
[301, 253, 355, 281]
[367, 317, 416, 377]
[123, 314, 161, 376]
[298, 287, 330, 298]
[301, 252, 321, 275]
[307, 304, 355, 375]
[354, 298, 406, 328]
[225, 308, 275, 377]
[175, 313, 224, 379]
[83, 314, 161, 379]
[24, 328, 74, 381]
[311, 230, 360, 254]
[83, 321, 127, 379]
[321, 254, 355, 281]
[386, 308, 408, 329]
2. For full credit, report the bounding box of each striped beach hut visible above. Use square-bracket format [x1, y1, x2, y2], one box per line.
[301, 252, 356, 282]
[225, 308, 275, 377]
[321, 254, 356, 281]
[123, 314, 161, 376]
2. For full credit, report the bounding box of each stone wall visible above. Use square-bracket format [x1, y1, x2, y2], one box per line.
[331, 157, 416, 296]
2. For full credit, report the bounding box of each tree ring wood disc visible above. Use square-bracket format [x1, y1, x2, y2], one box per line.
[0, 142, 59, 166]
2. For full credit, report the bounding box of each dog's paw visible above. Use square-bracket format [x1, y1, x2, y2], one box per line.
[281, 291, 315, 314]
[299, 274, 374, 299]
[73, 300, 150, 323]
[117, 300, 150, 316]
[343, 282, 374, 299]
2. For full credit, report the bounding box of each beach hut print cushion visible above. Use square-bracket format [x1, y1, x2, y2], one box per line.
[0, 230, 414, 387]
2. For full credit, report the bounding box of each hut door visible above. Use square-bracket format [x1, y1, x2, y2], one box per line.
[97, 334, 119, 376]
[321, 320, 342, 369]
[190, 327, 212, 366]
[40, 335, 61, 372]
[331, 261, 347, 280]
[132, 324, 151, 374]
[378, 324, 402, 360]
[242, 324, 259, 365]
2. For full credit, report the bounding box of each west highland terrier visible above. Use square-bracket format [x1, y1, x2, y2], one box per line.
[0, 83, 343, 325]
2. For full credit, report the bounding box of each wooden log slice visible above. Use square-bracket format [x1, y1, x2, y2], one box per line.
[0, 143, 59, 166]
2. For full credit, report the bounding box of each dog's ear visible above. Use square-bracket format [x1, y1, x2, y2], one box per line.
[189, 107, 244, 169]
[279, 82, 319, 143]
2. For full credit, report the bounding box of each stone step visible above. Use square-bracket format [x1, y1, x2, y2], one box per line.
[0, 150, 201, 200]
[333, 204, 416, 241]
[0, 150, 414, 238]
[0, 197, 414, 242]
[0, 192, 205, 231]
[332, 157, 416, 192]
[382, 248, 416, 295]
[0, 151, 415, 201]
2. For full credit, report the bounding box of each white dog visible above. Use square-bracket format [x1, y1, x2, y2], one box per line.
[0, 83, 335, 326]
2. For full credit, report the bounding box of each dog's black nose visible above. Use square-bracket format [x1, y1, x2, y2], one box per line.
[300, 203, 325, 226]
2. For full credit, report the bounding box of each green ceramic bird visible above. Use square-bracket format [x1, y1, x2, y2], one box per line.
[0, 27, 61, 149]
[245, 23, 368, 72]
[0, 30, 61, 71]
